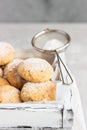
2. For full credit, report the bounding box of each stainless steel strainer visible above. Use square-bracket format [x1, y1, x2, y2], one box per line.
[31, 28, 73, 85]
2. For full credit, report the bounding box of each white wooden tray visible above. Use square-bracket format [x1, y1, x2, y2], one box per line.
[0, 49, 74, 130]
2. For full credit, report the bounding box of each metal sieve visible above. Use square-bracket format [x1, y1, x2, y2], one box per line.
[31, 28, 73, 85]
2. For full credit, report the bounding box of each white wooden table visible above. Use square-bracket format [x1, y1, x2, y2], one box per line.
[0, 23, 86, 128]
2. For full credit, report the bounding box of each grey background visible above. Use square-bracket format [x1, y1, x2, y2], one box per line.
[0, 0, 87, 23]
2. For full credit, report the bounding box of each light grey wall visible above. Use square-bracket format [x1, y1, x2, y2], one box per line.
[0, 0, 87, 22]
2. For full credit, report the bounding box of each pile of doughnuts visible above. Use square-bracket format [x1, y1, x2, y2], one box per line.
[0, 42, 56, 103]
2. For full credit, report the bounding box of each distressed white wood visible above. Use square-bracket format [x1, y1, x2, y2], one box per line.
[63, 109, 73, 128]
[0, 109, 62, 127]
[0, 128, 72, 130]
[0, 85, 73, 128]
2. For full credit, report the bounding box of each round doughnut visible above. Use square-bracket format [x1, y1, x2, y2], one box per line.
[4, 59, 26, 89]
[18, 58, 54, 82]
[0, 68, 3, 77]
[0, 78, 9, 86]
[0, 42, 15, 66]
[21, 81, 56, 102]
[0, 85, 21, 103]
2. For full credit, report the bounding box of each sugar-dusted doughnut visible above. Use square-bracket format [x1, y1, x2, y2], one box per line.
[0, 42, 15, 66]
[0, 85, 21, 103]
[18, 58, 54, 82]
[4, 59, 26, 89]
[0, 78, 9, 86]
[21, 81, 56, 102]
[0, 68, 3, 77]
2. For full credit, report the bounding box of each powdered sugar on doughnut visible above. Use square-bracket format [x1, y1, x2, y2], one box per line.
[0, 42, 14, 56]
[5, 59, 23, 71]
[23, 81, 53, 91]
[23, 58, 52, 71]
[21, 81, 56, 101]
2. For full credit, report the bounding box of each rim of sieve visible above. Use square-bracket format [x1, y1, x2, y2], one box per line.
[31, 28, 71, 54]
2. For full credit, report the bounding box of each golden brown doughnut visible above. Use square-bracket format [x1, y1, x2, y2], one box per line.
[21, 81, 56, 102]
[0, 42, 14, 65]
[4, 59, 26, 89]
[18, 58, 54, 82]
[0, 68, 3, 77]
[0, 78, 9, 86]
[0, 85, 21, 103]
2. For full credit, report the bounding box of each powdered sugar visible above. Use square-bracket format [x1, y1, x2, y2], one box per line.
[0, 42, 14, 56]
[23, 81, 52, 91]
[43, 39, 64, 50]
[0, 85, 21, 103]
[5, 59, 23, 71]
[23, 58, 52, 71]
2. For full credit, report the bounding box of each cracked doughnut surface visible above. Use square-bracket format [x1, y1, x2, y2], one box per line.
[18, 58, 54, 82]
[21, 81, 56, 102]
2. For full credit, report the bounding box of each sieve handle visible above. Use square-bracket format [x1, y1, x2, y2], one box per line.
[56, 51, 73, 85]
